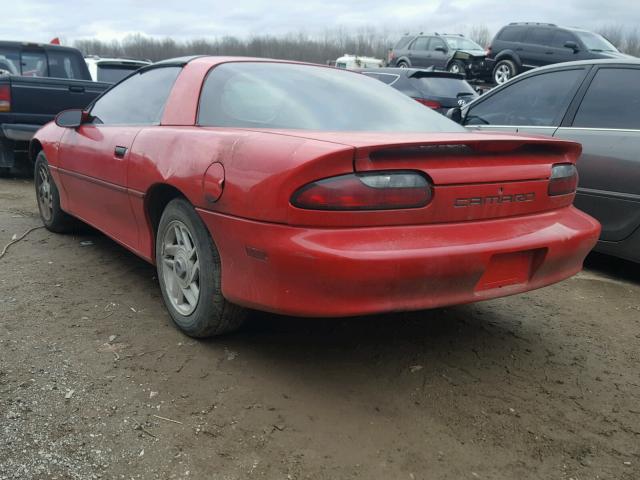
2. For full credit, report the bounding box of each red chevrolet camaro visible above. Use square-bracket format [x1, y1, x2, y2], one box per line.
[31, 56, 600, 337]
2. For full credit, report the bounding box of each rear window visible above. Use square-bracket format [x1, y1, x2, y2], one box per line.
[498, 26, 526, 42]
[362, 72, 400, 85]
[198, 62, 463, 133]
[410, 76, 477, 98]
[0, 48, 20, 75]
[48, 51, 88, 79]
[97, 65, 142, 83]
[394, 36, 414, 49]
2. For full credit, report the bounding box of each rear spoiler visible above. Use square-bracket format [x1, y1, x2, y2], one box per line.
[408, 68, 464, 80]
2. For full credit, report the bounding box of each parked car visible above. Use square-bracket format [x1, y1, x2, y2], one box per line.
[31, 57, 599, 337]
[388, 33, 491, 80]
[487, 22, 631, 85]
[451, 59, 640, 262]
[335, 54, 383, 70]
[356, 67, 478, 114]
[84, 56, 151, 83]
[0, 41, 109, 174]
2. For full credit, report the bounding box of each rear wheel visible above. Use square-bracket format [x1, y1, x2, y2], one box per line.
[34, 152, 75, 233]
[448, 60, 466, 77]
[493, 59, 517, 85]
[156, 198, 247, 338]
[397, 60, 409, 68]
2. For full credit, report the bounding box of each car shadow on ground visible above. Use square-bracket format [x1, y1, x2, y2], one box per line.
[584, 251, 640, 284]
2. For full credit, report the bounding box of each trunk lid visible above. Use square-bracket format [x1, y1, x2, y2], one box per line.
[244, 129, 581, 225]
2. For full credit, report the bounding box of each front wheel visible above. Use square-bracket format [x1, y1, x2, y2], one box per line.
[493, 59, 517, 85]
[156, 198, 247, 338]
[447, 60, 466, 77]
[34, 152, 75, 233]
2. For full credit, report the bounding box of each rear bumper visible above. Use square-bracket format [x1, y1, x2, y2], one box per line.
[198, 207, 600, 317]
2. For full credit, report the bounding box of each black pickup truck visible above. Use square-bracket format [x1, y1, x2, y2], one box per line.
[0, 41, 109, 173]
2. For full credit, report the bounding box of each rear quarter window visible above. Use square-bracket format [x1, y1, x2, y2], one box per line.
[497, 26, 526, 42]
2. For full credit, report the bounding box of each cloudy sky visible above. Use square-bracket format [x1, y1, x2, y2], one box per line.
[5, 0, 638, 43]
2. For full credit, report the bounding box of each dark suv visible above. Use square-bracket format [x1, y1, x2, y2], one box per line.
[388, 33, 491, 80]
[487, 22, 630, 84]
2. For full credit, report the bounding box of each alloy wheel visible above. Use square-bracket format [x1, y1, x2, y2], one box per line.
[36, 163, 53, 222]
[494, 64, 511, 84]
[161, 220, 201, 316]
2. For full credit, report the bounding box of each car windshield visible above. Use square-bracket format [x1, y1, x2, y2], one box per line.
[574, 31, 618, 52]
[198, 62, 464, 132]
[444, 37, 483, 50]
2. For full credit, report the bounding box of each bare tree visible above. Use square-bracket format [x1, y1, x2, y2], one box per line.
[468, 24, 491, 48]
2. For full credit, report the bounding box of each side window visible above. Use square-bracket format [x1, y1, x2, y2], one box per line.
[573, 68, 640, 129]
[498, 26, 526, 42]
[429, 38, 447, 51]
[90, 67, 181, 125]
[524, 28, 552, 45]
[47, 51, 88, 80]
[466, 69, 584, 126]
[410, 37, 429, 51]
[21, 50, 48, 77]
[551, 31, 577, 48]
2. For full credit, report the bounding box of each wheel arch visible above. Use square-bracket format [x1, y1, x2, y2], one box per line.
[144, 183, 189, 258]
[494, 50, 521, 68]
[29, 139, 44, 163]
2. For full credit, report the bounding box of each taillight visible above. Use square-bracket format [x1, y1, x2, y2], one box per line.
[0, 85, 10, 112]
[413, 98, 441, 109]
[548, 164, 578, 196]
[291, 171, 432, 210]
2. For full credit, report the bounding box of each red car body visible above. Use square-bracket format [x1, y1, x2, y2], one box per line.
[31, 57, 600, 317]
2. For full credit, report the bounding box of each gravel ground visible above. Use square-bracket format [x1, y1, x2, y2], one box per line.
[1, 176, 639, 480]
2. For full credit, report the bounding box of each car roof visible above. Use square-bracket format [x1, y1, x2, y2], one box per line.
[522, 58, 640, 73]
[505, 23, 606, 34]
[0, 40, 81, 53]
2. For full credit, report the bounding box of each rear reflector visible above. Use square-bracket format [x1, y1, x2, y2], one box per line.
[548, 164, 578, 196]
[291, 171, 432, 210]
[413, 98, 441, 109]
[0, 85, 10, 112]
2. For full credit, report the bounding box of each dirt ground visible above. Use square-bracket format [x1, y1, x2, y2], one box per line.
[0, 176, 639, 480]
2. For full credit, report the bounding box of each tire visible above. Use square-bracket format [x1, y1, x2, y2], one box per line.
[155, 198, 247, 338]
[447, 60, 466, 77]
[34, 152, 75, 233]
[397, 60, 409, 68]
[493, 59, 517, 85]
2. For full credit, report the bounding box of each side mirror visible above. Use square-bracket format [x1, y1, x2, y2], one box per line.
[446, 107, 463, 124]
[55, 109, 89, 128]
[564, 41, 580, 52]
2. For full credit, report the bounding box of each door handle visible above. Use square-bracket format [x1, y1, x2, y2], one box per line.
[69, 85, 85, 93]
[114, 146, 127, 158]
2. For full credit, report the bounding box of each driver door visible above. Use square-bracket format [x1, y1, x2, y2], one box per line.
[58, 66, 182, 249]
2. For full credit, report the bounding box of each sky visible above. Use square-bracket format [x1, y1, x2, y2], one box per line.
[4, 0, 638, 43]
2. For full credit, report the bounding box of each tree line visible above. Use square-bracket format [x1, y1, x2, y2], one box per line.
[73, 24, 640, 64]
